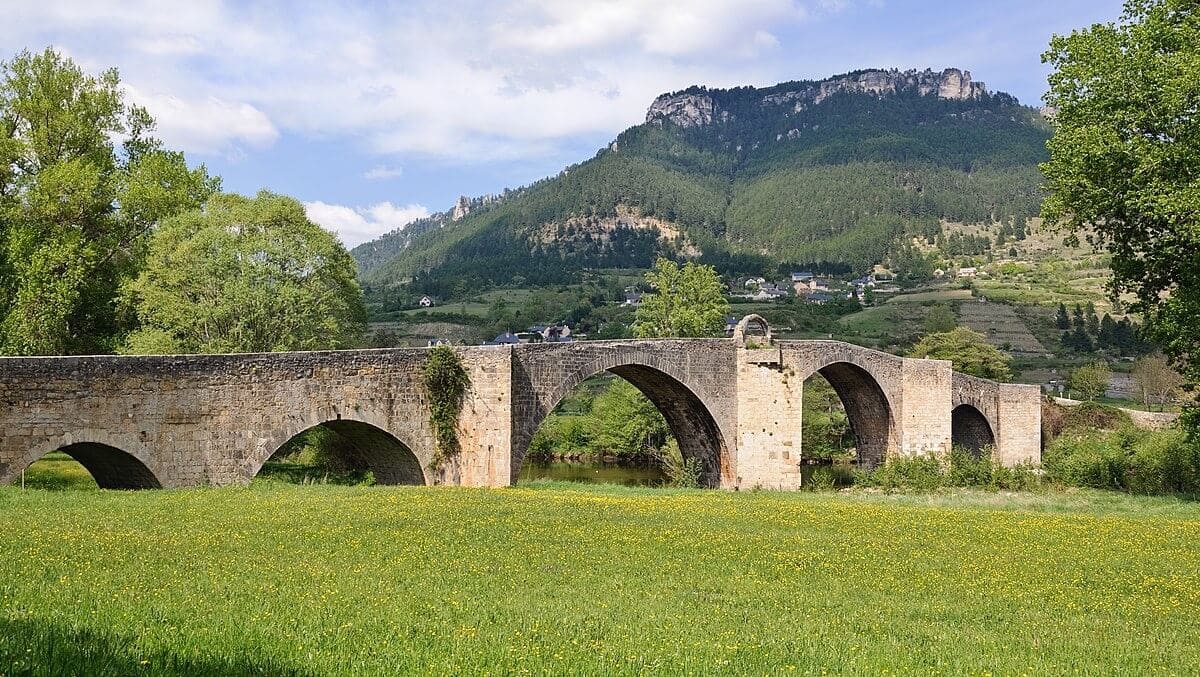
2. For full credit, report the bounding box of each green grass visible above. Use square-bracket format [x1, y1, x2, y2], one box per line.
[10, 452, 98, 491]
[1, 482, 1197, 674]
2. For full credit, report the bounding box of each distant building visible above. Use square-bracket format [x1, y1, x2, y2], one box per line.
[791, 271, 815, 283]
[427, 338, 452, 347]
[957, 267, 978, 278]
[724, 315, 740, 337]
[807, 292, 834, 305]
[418, 295, 435, 307]
[487, 331, 520, 345]
[622, 292, 643, 307]
[529, 323, 574, 342]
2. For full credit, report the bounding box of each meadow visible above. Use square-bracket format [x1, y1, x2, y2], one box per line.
[1, 481, 1198, 674]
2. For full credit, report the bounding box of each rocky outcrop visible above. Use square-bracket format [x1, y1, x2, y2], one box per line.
[451, 195, 471, 221]
[762, 68, 987, 112]
[647, 69, 989, 128]
[532, 204, 703, 258]
[645, 92, 718, 127]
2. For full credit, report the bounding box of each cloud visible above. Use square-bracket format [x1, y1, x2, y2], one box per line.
[0, 0, 853, 162]
[363, 165, 403, 180]
[122, 85, 278, 157]
[303, 201, 430, 248]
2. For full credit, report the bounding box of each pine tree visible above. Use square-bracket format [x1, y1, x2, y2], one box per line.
[1056, 303, 1070, 330]
[1071, 325, 1094, 352]
[1098, 314, 1117, 349]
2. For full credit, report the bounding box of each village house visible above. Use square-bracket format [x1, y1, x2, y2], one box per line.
[418, 295, 435, 307]
[957, 267, 978, 278]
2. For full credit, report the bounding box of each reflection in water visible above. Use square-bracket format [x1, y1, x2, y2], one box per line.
[518, 460, 667, 487]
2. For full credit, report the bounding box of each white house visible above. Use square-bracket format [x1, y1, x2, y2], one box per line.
[418, 295, 435, 307]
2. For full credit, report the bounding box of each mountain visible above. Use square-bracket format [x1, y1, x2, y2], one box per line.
[353, 68, 1051, 298]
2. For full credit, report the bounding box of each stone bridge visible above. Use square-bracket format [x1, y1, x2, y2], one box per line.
[0, 317, 1041, 490]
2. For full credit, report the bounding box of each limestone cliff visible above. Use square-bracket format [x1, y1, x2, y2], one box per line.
[648, 68, 988, 127]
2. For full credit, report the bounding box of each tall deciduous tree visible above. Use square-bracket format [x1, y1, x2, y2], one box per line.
[1042, 1, 1200, 427]
[908, 327, 1013, 381]
[121, 192, 366, 354]
[1132, 353, 1184, 411]
[633, 258, 729, 338]
[0, 48, 218, 355]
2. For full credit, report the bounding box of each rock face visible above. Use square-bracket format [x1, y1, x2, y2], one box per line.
[645, 92, 717, 127]
[648, 68, 988, 127]
[451, 195, 471, 221]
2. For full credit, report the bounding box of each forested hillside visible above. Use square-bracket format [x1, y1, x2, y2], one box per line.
[354, 68, 1050, 299]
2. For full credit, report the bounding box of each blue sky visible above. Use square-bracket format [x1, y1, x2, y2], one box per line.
[5, 0, 1124, 247]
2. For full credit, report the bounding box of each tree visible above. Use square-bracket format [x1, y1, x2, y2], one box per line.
[908, 327, 1012, 381]
[1042, 1, 1200, 428]
[121, 192, 366, 354]
[1132, 354, 1184, 411]
[588, 379, 669, 456]
[633, 258, 729, 338]
[1068, 361, 1112, 401]
[0, 48, 218, 355]
[1056, 302, 1071, 330]
[1085, 303, 1100, 335]
[923, 304, 957, 334]
[1098, 314, 1118, 349]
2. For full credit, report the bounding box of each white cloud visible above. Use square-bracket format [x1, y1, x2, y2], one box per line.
[363, 165, 403, 180]
[123, 85, 278, 157]
[0, 0, 854, 162]
[304, 201, 430, 248]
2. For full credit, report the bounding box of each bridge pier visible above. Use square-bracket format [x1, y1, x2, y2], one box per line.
[0, 320, 1041, 490]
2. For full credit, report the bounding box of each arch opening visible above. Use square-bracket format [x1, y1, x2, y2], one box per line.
[260, 420, 426, 486]
[951, 404, 995, 457]
[810, 362, 896, 470]
[10, 443, 162, 490]
[516, 365, 729, 488]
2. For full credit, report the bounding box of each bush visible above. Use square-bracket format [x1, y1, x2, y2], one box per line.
[659, 439, 703, 488]
[853, 449, 1042, 493]
[857, 454, 943, 492]
[1043, 426, 1200, 496]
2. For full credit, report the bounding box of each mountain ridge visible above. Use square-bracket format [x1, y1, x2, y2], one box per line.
[353, 67, 1050, 297]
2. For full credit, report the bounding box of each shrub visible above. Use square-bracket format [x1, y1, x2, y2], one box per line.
[807, 466, 836, 492]
[659, 439, 703, 488]
[857, 454, 943, 492]
[1043, 426, 1200, 496]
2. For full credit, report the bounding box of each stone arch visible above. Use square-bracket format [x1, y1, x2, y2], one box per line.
[804, 360, 898, 469]
[250, 417, 427, 485]
[733, 314, 772, 345]
[7, 442, 163, 489]
[951, 404, 995, 456]
[512, 350, 731, 487]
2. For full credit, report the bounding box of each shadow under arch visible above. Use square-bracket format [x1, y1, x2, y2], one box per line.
[514, 362, 730, 488]
[951, 404, 995, 456]
[261, 419, 427, 485]
[17, 442, 163, 489]
[812, 361, 897, 469]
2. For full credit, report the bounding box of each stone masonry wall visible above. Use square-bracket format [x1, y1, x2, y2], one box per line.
[733, 346, 803, 489]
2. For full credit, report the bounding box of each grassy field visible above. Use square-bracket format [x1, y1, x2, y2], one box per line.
[1, 482, 1197, 674]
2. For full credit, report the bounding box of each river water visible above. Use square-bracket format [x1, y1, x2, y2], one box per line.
[517, 459, 667, 486]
